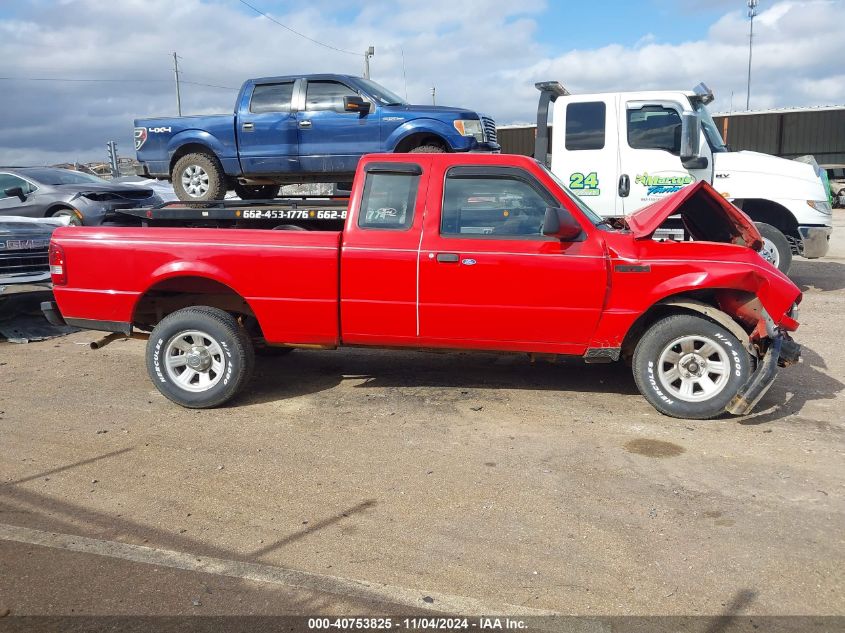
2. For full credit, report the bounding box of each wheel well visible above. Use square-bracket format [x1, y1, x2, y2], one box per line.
[169, 143, 216, 174]
[735, 199, 799, 238]
[394, 133, 448, 153]
[620, 290, 754, 361]
[132, 276, 258, 333]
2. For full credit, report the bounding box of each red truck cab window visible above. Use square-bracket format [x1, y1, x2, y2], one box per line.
[358, 171, 420, 231]
[340, 161, 428, 345]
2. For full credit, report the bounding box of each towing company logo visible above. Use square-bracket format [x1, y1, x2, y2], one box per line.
[635, 171, 694, 196]
[134, 127, 148, 151]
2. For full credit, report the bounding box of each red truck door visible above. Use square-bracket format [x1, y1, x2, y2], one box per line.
[418, 165, 608, 355]
[340, 159, 430, 346]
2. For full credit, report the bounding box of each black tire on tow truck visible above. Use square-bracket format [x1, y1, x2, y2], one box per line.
[146, 306, 254, 408]
[172, 152, 228, 202]
[755, 222, 792, 275]
[632, 314, 753, 420]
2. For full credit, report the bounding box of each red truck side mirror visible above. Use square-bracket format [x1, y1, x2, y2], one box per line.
[542, 207, 583, 241]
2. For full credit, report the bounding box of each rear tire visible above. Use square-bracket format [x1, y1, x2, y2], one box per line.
[409, 144, 446, 153]
[146, 306, 254, 408]
[234, 184, 278, 200]
[755, 222, 792, 274]
[632, 314, 752, 420]
[173, 153, 227, 202]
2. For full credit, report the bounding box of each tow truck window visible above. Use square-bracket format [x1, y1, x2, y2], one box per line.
[305, 81, 359, 113]
[441, 174, 553, 237]
[627, 106, 682, 154]
[358, 172, 419, 230]
[250, 82, 294, 114]
[565, 102, 606, 151]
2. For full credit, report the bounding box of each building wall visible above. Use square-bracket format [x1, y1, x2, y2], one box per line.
[714, 110, 845, 164]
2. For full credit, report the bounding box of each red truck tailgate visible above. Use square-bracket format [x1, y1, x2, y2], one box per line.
[52, 227, 342, 345]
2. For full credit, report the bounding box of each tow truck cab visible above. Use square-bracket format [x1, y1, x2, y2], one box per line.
[534, 81, 833, 274]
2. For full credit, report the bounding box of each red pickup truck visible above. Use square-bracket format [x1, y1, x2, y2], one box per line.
[42, 153, 802, 419]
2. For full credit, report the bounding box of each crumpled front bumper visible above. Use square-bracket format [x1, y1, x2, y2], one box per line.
[727, 334, 801, 415]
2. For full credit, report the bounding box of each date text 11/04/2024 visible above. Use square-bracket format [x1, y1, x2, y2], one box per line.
[307, 617, 529, 629]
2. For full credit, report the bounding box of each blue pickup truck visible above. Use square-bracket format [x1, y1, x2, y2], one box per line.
[134, 74, 500, 201]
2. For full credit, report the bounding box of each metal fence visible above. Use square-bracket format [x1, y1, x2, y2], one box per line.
[713, 109, 845, 164]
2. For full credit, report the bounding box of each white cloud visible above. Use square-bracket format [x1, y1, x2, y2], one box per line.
[0, 0, 842, 164]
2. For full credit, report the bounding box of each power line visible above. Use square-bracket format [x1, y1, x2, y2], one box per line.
[0, 76, 172, 83]
[236, 0, 359, 56]
[181, 80, 239, 91]
[0, 76, 238, 90]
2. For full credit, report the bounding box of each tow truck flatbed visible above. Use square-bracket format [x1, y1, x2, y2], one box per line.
[115, 197, 349, 229]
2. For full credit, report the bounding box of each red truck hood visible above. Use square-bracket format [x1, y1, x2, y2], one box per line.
[625, 181, 763, 250]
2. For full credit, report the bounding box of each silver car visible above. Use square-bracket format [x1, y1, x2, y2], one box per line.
[0, 167, 162, 225]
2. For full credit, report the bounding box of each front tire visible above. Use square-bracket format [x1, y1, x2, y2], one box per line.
[409, 144, 446, 153]
[172, 153, 227, 202]
[146, 307, 254, 408]
[755, 222, 792, 274]
[632, 314, 752, 420]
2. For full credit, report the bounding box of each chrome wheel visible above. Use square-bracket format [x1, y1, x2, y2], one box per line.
[164, 330, 226, 393]
[657, 335, 730, 403]
[760, 236, 780, 268]
[181, 164, 210, 198]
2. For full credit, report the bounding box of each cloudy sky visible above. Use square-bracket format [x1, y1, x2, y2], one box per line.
[0, 0, 842, 165]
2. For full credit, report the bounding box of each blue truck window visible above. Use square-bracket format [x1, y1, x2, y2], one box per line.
[358, 172, 419, 230]
[305, 81, 358, 113]
[250, 82, 294, 114]
[565, 102, 606, 151]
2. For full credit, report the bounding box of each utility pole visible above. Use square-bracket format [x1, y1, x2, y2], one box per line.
[363, 46, 374, 79]
[746, 0, 758, 111]
[106, 141, 118, 177]
[173, 51, 182, 116]
[431, 86, 436, 105]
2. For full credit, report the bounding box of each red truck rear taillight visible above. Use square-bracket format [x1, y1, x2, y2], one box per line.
[49, 243, 67, 285]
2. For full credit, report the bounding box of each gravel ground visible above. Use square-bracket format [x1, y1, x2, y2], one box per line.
[0, 213, 843, 621]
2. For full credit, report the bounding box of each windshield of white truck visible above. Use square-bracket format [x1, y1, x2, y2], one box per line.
[357, 79, 408, 106]
[693, 101, 727, 152]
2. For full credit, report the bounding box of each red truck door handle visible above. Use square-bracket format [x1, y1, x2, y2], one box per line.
[436, 253, 460, 263]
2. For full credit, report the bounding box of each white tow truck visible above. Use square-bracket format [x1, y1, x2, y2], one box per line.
[533, 81, 833, 273]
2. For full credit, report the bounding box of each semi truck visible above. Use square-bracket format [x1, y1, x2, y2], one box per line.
[534, 81, 833, 273]
[42, 153, 801, 420]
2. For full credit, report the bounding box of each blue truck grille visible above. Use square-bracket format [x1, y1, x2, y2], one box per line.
[0, 247, 49, 278]
[481, 116, 497, 144]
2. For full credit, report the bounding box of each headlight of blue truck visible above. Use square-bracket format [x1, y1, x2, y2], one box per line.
[453, 119, 484, 142]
